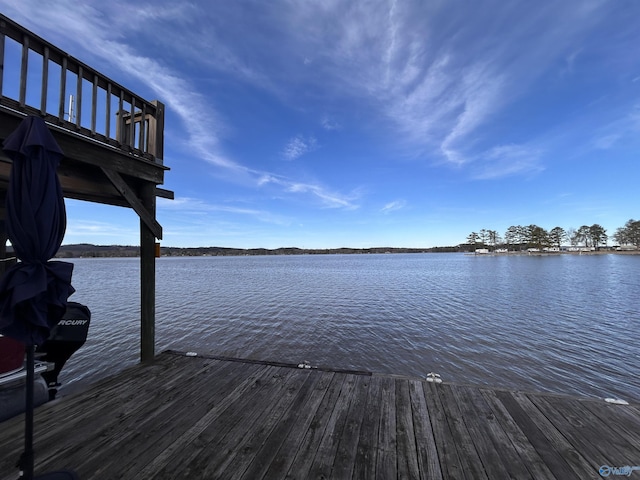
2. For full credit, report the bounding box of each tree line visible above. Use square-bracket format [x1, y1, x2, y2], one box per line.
[464, 219, 640, 251]
[52, 244, 450, 258]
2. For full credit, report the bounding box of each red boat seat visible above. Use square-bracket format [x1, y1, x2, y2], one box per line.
[0, 335, 25, 374]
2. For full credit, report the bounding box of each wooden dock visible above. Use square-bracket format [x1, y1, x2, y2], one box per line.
[0, 351, 638, 479]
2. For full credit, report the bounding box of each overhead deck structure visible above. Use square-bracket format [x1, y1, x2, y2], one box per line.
[0, 14, 173, 361]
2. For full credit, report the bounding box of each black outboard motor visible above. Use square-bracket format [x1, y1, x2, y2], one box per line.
[36, 302, 91, 400]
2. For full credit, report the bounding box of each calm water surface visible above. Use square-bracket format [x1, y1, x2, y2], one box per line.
[61, 253, 639, 401]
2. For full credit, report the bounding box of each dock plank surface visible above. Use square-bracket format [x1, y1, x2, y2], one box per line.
[1, 351, 638, 479]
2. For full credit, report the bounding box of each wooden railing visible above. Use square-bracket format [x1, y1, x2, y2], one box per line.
[0, 14, 164, 164]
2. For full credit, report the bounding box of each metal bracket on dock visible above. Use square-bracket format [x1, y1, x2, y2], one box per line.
[604, 397, 629, 405]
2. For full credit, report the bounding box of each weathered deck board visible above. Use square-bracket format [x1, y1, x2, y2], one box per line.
[306, 373, 360, 479]
[259, 371, 336, 479]
[408, 379, 443, 479]
[494, 390, 583, 479]
[352, 368, 382, 480]
[423, 381, 466, 480]
[438, 383, 489, 480]
[1, 351, 638, 480]
[327, 374, 369, 479]
[395, 379, 421, 480]
[479, 388, 556, 480]
[284, 371, 346, 479]
[93, 361, 271, 477]
[375, 376, 397, 479]
[450, 384, 512, 479]
[136, 364, 280, 479]
[240, 371, 333, 480]
[213, 369, 315, 479]
[458, 386, 533, 479]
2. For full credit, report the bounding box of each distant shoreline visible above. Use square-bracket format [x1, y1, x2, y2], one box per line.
[52, 244, 455, 258]
[467, 250, 639, 256]
[43, 244, 640, 258]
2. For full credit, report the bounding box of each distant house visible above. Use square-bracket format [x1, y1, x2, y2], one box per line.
[475, 248, 490, 254]
[616, 245, 638, 251]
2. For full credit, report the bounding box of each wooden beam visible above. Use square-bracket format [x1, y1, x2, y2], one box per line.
[156, 187, 174, 200]
[139, 182, 156, 362]
[100, 166, 163, 239]
[0, 160, 124, 207]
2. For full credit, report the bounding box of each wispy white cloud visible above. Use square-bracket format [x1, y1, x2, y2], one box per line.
[286, 182, 359, 209]
[112, 2, 198, 23]
[64, 220, 138, 244]
[472, 144, 544, 180]
[200, 1, 608, 172]
[438, 66, 508, 165]
[321, 116, 341, 131]
[66, 221, 128, 235]
[86, 39, 242, 172]
[63, 200, 139, 243]
[381, 200, 407, 214]
[16, 0, 612, 178]
[256, 174, 280, 187]
[158, 197, 291, 225]
[560, 49, 583, 77]
[256, 176, 360, 209]
[593, 134, 622, 150]
[589, 103, 640, 150]
[282, 135, 318, 161]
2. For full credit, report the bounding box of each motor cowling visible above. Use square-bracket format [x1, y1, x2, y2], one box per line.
[36, 302, 91, 399]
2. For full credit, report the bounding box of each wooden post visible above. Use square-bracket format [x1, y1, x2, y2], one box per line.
[138, 99, 164, 361]
[140, 182, 156, 362]
[148, 100, 165, 164]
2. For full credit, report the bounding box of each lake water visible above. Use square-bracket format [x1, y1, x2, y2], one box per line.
[60, 253, 639, 402]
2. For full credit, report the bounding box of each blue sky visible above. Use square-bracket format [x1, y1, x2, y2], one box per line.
[3, 1, 640, 248]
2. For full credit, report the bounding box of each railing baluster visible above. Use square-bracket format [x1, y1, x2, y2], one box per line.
[91, 73, 97, 135]
[0, 32, 5, 96]
[129, 96, 135, 149]
[139, 102, 146, 154]
[40, 46, 49, 115]
[105, 82, 112, 139]
[58, 56, 67, 123]
[19, 34, 28, 108]
[116, 89, 124, 145]
[75, 65, 82, 128]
